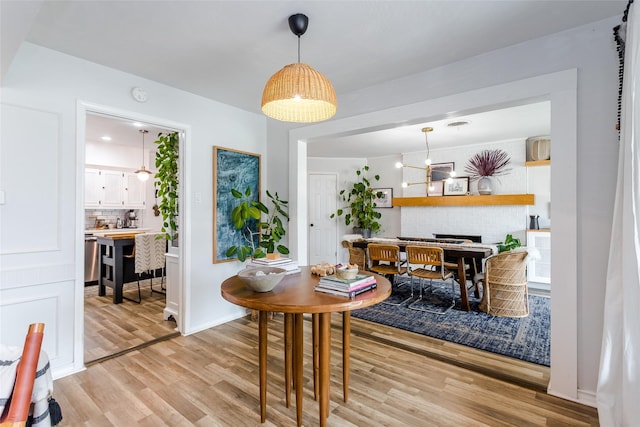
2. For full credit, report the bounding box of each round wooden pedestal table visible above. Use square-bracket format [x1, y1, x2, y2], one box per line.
[221, 266, 391, 427]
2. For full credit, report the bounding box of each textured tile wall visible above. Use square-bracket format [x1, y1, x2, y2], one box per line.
[85, 209, 142, 229]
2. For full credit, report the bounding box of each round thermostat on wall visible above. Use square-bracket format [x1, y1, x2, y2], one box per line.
[131, 87, 148, 103]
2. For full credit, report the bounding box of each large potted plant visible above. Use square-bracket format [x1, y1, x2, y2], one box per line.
[225, 187, 289, 262]
[331, 165, 383, 238]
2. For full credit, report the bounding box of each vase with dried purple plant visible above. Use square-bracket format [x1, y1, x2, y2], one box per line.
[464, 149, 511, 195]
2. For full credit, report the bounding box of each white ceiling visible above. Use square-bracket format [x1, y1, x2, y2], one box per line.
[85, 113, 173, 148]
[1, 1, 625, 156]
[307, 101, 551, 157]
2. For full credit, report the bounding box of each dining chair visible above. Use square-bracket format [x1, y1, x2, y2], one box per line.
[405, 245, 456, 314]
[341, 240, 367, 270]
[368, 243, 411, 306]
[476, 250, 529, 317]
[124, 232, 167, 303]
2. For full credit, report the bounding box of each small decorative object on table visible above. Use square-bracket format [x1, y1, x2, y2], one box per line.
[335, 264, 359, 280]
[237, 267, 286, 292]
[310, 262, 336, 277]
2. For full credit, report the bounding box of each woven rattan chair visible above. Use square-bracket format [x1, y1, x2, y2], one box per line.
[341, 240, 367, 270]
[406, 245, 456, 314]
[477, 250, 529, 318]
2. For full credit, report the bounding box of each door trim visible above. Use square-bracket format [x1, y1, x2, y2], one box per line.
[76, 101, 191, 368]
[289, 70, 579, 402]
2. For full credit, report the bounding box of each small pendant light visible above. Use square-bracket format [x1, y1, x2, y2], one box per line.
[261, 14, 337, 123]
[135, 129, 152, 182]
[395, 127, 455, 194]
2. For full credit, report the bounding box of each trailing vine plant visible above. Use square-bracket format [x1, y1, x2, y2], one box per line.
[154, 131, 180, 242]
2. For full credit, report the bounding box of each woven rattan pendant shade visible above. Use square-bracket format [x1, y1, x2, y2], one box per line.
[261, 63, 337, 123]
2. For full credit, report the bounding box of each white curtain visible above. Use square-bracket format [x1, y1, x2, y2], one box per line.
[597, 2, 640, 426]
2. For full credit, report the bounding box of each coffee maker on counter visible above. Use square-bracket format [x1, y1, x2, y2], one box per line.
[126, 210, 138, 228]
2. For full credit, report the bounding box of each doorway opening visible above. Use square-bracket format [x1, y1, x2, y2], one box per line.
[78, 105, 187, 365]
[290, 70, 577, 399]
[306, 102, 552, 367]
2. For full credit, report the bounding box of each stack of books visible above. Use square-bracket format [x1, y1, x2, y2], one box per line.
[246, 256, 301, 275]
[315, 273, 377, 298]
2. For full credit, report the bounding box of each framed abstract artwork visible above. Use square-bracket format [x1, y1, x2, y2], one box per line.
[212, 146, 261, 263]
[430, 162, 455, 182]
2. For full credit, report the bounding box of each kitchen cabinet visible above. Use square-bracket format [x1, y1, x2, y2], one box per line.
[527, 230, 551, 284]
[123, 172, 146, 209]
[102, 170, 125, 207]
[84, 168, 103, 208]
[85, 168, 146, 209]
[164, 252, 179, 323]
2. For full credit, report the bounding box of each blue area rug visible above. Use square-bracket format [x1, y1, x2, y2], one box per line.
[351, 281, 550, 366]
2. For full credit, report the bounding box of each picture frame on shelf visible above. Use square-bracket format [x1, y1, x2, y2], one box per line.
[443, 177, 469, 196]
[430, 162, 455, 181]
[427, 180, 444, 197]
[373, 187, 393, 208]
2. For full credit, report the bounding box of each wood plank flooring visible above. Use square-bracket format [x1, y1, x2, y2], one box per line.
[84, 280, 178, 364]
[58, 312, 598, 426]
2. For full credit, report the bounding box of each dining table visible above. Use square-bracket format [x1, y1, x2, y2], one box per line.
[220, 267, 391, 427]
[351, 237, 496, 311]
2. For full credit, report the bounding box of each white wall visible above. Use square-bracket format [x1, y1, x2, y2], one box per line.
[307, 156, 403, 262]
[366, 155, 402, 237]
[307, 156, 365, 243]
[399, 139, 529, 244]
[527, 165, 551, 229]
[271, 17, 620, 403]
[0, 43, 266, 377]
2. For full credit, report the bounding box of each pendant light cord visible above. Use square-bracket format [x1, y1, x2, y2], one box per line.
[425, 133, 430, 159]
[139, 129, 148, 169]
[423, 128, 431, 160]
[297, 35, 301, 63]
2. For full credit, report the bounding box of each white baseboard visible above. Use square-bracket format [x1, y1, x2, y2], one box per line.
[548, 388, 597, 408]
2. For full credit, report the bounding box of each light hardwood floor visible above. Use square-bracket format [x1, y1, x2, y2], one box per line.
[84, 281, 178, 364]
[59, 312, 597, 426]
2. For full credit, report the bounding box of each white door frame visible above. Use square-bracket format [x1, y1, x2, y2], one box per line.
[75, 101, 190, 366]
[289, 70, 578, 402]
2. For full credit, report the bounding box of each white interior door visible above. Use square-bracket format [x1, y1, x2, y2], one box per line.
[308, 173, 337, 265]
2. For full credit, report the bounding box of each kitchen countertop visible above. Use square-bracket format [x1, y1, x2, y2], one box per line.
[85, 228, 151, 236]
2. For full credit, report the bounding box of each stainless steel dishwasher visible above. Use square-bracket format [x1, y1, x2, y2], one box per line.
[84, 235, 99, 284]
